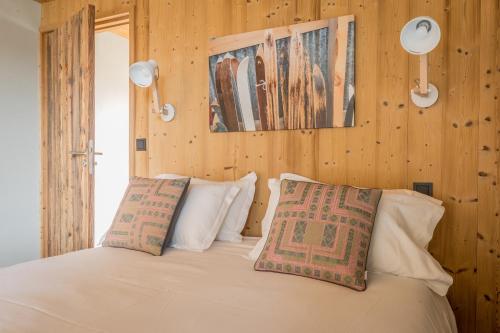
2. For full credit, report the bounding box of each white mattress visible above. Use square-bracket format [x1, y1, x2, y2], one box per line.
[0, 237, 456, 333]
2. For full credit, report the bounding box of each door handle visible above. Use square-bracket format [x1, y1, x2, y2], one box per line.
[70, 150, 104, 156]
[70, 151, 88, 156]
[69, 140, 102, 175]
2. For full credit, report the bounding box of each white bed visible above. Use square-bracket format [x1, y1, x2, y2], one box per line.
[0, 238, 456, 333]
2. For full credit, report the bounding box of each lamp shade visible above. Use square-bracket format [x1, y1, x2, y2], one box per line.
[400, 16, 441, 55]
[129, 60, 158, 87]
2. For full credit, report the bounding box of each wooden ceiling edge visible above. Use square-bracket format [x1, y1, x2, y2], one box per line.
[95, 12, 129, 39]
[95, 19, 129, 31]
[95, 12, 129, 24]
[96, 24, 130, 40]
[95, 14, 129, 31]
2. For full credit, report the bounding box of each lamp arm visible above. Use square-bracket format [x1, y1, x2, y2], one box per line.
[419, 54, 428, 95]
[151, 78, 161, 114]
[150, 77, 176, 122]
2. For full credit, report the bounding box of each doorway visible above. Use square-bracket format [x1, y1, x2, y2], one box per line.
[94, 22, 130, 246]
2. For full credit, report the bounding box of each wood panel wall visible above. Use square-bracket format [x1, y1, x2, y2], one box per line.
[40, 1, 499, 332]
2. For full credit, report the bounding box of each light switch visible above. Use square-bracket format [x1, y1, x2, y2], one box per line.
[413, 182, 433, 197]
[136, 138, 147, 151]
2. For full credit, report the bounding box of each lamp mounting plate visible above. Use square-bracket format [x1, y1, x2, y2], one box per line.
[160, 104, 176, 122]
[410, 83, 439, 108]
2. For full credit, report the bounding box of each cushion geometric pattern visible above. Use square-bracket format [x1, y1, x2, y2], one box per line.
[102, 177, 190, 255]
[255, 180, 382, 291]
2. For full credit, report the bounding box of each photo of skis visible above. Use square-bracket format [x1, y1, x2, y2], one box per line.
[208, 15, 355, 132]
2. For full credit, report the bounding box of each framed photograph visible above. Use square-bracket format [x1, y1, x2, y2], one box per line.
[208, 15, 355, 132]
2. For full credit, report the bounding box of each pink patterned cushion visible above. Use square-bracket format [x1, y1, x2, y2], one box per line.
[103, 177, 190, 255]
[255, 180, 382, 291]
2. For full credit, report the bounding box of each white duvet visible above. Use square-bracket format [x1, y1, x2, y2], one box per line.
[0, 238, 456, 333]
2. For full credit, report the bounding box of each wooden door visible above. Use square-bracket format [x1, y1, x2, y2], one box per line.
[41, 5, 95, 257]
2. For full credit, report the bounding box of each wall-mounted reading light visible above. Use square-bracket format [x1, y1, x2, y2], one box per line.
[400, 16, 441, 108]
[129, 60, 175, 122]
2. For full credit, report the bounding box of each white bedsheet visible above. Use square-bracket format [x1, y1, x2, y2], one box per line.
[0, 238, 456, 333]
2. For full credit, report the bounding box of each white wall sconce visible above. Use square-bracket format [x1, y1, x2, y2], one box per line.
[129, 60, 176, 122]
[400, 16, 441, 108]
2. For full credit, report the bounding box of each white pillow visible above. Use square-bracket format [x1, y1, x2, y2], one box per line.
[248, 172, 453, 296]
[367, 191, 452, 296]
[376, 189, 444, 248]
[169, 183, 240, 251]
[156, 172, 257, 242]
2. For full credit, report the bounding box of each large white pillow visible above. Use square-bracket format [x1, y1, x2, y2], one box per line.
[367, 191, 451, 296]
[248, 172, 452, 296]
[375, 189, 444, 248]
[169, 183, 239, 251]
[156, 172, 257, 242]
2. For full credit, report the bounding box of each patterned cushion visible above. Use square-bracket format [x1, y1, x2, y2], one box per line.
[102, 177, 190, 255]
[255, 180, 382, 291]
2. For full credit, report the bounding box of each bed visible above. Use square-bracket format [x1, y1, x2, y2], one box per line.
[0, 237, 457, 333]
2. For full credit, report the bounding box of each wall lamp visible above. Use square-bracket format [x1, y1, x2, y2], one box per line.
[400, 16, 441, 108]
[129, 60, 175, 122]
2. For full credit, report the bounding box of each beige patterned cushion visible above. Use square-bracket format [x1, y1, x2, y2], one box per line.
[102, 177, 190, 255]
[255, 180, 382, 291]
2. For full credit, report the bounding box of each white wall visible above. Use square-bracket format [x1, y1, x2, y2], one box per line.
[94, 32, 129, 245]
[0, 0, 41, 266]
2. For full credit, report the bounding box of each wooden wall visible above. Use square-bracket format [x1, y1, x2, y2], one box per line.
[40, 1, 499, 332]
